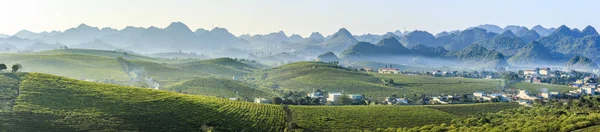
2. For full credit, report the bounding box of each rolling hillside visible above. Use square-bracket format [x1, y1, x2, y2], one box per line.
[166, 77, 274, 99]
[290, 103, 520, 131]
[262, 61, 397, 96]
[0, 72, 522, 131]
[175, 58, 256, 77]
[0, 51, 263, 87]
[260, 61, 503, 98]
[2, 73, 286, 131]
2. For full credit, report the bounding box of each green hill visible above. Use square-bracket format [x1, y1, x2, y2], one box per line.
[450, 44, 508, 68]
[0, 72, 523, 131]
[507, 41, 553, 65]
[316, 52, 340, 62]
[166, 77, 273, 99]
[348, 61, 437, 71]
[175, 58, 256, 77]
[290, 103, 520, 131]
[33, 48, 158, 62]
[565, 56, 598, 70]
[2, 73, 286, 131]
[0, 52, 260, 87]
[260, 61, 502, 98]
[262, 61, 398, 96]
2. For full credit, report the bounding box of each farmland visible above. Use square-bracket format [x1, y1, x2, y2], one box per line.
[0, 49, 262, 86]
[256, 61, 505, 99]
[508, 82, 573, 94]
[373, 73, 503, 96]
[2, 73, 286, 131]
[165, 77, 275, 99]
[289, 103, 520, 131]
[426, 103, 521, 116]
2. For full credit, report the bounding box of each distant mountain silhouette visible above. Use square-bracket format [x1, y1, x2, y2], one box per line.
[321, 28, 358, 52]
[515, 28, 540, 43]
[441, 28, 496, 50]
[400, 30, 439, 48]
[532, 25, 556, 37]
[507, 41, 553, 65]
[565, 56, 598, 70]
[474, 24, 503, 33]
[0, 42, 17, 51]
[502, 25, 528, 35]
[450, 44, 508, 68]
[317, 52, 340, 62]
[73, 39, 117, 50]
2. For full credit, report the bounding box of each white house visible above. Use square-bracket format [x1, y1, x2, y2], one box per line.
[432, 70, 443, 76]
[327, 92, 343, 102]
[431, 97, 448, 104]
[582, 83, 598, 95]
[518, 100, 533, 107]
[473, 92, 486, 98]
[254, 98, 270, 104]
[523, 70, 537, 75]
[347, 94, 363, 100]
[539, 68, 551, 76]
[396, 98, 409, 104]
[517, 90, 539, 100]
[307, 89, 324, 98]
[378, 68, 400, 74]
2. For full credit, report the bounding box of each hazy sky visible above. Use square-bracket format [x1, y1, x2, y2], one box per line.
[1, 0, 598, 36]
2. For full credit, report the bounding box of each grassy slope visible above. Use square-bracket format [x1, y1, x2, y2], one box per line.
[6, 73, 286, 131]
[0, 73, 25, 112]
[290, 103, 520, 131]
[265, 62, 400, 96]
[291, 106, 455, 131]
[0, 51, 261, 85]
[349, 61, 437, 71]
[374, 74, 503, 96]
[574, 125, 600, 132]
[509, 82, 573, 94]
[426, 103, 521, 116]
[264, 61, 503, 98]
[175, 58, 255, 77]
[166, 77, 274, 99]
[33, 49, 160, 62]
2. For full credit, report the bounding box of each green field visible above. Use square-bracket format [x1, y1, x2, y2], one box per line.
[166, 77, 275, 99]
[2, 73, 286, 131]
[509, 82, 573, 93]
[261, 62, 399, 96]
[426, 103, 521, 116]
[290, 103, 520, 131]
[0, 73, 24, 112]
[574, 125, 600, 132]
[256, 61, 504, 99]
[374, 74, 503, 96]
[0, 49, 263, 87]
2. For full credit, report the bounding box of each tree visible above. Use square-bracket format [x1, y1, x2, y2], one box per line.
[272, 97, 283, 105]
[338, 95, 353, 105]
[0, 64, 6, 72]
[11, 64, 21, 73]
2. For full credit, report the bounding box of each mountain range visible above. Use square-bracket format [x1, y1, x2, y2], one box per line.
[2, 22, 599, 70]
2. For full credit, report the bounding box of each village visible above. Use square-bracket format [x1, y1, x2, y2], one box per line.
[253, 66, 600, 107]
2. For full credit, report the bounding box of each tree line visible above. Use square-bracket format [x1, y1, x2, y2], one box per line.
[0, 63, 22, 72]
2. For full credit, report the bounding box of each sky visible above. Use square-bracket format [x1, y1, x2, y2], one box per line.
[0, 0, 599, 36]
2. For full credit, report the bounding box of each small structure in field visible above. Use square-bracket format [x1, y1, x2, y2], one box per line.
[378, 68, 399, 74]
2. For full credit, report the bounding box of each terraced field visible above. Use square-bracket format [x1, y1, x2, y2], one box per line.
[260, 62, 503, 98]
[290, 103, 521, 131]
[166, 77, 275, 99]
[0, 49, 261, 87]
[2, 73, 286, 131]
